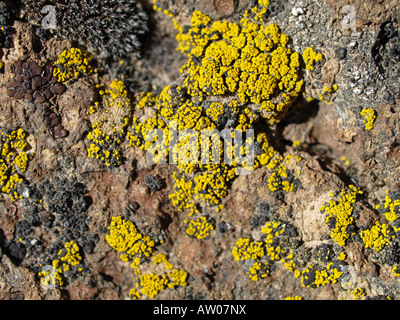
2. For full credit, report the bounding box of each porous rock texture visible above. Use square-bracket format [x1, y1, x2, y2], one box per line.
[0, 0, 400, 301]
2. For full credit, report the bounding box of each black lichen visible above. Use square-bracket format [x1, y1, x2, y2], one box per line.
[144, 174, 165, 192]
[0, 1, 15, 48]
[313, 244, 334, 263]
[15, 175, 99, 274]
[217, 221, 228, 233]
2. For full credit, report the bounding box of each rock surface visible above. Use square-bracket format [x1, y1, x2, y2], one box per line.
[0, 0, 399, 301]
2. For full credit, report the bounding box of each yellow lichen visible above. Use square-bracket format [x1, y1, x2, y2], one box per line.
[106, 216, 188, 299]
[53, 47, 95, 84]
[87, 79, 132, 167]
[284, 296, 303, 300]
[232, 238, 265, 261]
[381, 191, 400, 222]
[185, 216, 215, 240]
[38, 240, 83, 288]
[360, 108, 376, 130]
[351, 288, 366, 300]
[301, 263, 343, 288]
[360, 221, 392, 252]
[0, 128, 34, 200]
[320, 185, 363, 246]
[302, 47, 323, 71]
[106, 216, 155, 263]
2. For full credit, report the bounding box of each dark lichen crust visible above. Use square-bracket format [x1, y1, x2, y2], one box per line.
[6, 60, 66, 103]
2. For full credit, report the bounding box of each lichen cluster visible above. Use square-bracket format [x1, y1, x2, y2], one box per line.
[0, 128, 34, 200]
[4, 0, 396, 301]
[302, 47, 323, 71]
[231, 212, 347, 289]
[319, 185, 363, 247]
[266, 154, 302, 195]
[87, 79, 132, 167]
[369, 191, 400, 280]
[106, 216, 156, 265]
[184, 216, 215, 240]
[232, 215, 303, 282]
[120, 0, 310, 239]
[300, 262, 343, 288]
[53, 47, 96, 84]
[6, 60, 66, 103]
[360, 108, 377, 130]
[176, 8, 304, 123]
[129, 267, 188, 300]
[283, 187, 400, 291]
[231, 184, 400, 291]
[361, 221, 393, 252]
[106, 216, 188, 299]
[320, 186, 398, 255]
[38, 240, 83, 288]
[12, 174, 98, 289]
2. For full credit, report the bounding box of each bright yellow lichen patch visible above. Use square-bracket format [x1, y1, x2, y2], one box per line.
[127, 84, 275, 220]
[324, 84, 338, 93]
[106, 216, 155, 263]
[38, 240, 83, 288]
[136, 272, 169, 299]
[53, 47, 95, 84]
[166, 268, 188, 289]
[302, 47, 324, 71]
[247, 260, 271, 281]
[320, 185, 363, 246]
[126, 1, 308, 240]
[133, 268, 188, 299]
[128, 288, 142, 299]
[337, 251, 346, 261]
[360, 108, 376, 130]
[360, 221, 392, 252]
[106, 216, 188, 299]
[232, 238, 265, 261]
[184, 216, 215, 240]
[391, 265, 400, 282]
[381, 191, 400, 222]
[351, 288, 366, 300]
[301, 263, 343, 288]
[232, 237, 272, 281]
[0, 128, 34, 200]
[266, 154, 302, 193]
[154, 253, 174, 270]
[232, 216, 302, 282]
[231, 214, 347, 289]
[176, 7, 303, 123]
[262, 219, 287, 261]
